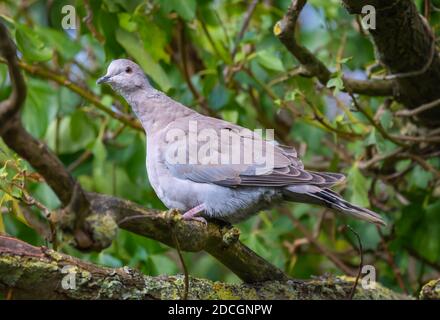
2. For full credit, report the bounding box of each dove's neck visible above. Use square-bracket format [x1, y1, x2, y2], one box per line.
[124, 88, 196, 135]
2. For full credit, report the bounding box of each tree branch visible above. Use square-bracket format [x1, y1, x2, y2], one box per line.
[0, 236, 409, 300]
[0, 23, 26, 133]
[275, 0, 396, 97]
[420, 279, 440, 300]
[342, 0, 440, 126]
[88, 193, 288, 282]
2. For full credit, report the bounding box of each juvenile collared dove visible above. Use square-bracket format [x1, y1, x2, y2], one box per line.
[97, 59, 385, 226]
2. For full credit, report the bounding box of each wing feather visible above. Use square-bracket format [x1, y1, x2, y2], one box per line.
[162, 115, 344, 188]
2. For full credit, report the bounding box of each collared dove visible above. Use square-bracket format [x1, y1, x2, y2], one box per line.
[97, 59, 385, 226]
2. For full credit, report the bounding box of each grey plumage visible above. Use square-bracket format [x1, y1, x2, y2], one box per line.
[97, 59, 385, 226]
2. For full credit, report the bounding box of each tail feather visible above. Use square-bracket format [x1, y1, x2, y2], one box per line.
[283, 185, 386, 226]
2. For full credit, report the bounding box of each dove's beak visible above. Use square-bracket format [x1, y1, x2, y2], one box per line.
[96, 75, 111, 85]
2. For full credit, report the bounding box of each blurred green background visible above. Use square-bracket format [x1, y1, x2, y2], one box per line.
[0, 0, 439, 296]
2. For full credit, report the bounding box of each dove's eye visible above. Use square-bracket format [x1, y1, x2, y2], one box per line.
[125, 67, 132, 74]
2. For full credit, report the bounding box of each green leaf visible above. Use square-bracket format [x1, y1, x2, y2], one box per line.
[118, 13, 138, 32]
[35, 27, 81, 60]
[116, 28, 171, 92]
[92, 138, 107, 178]
[124, 134, 147, 185]
[255, 50, 284, 72]
[22, 79, 56, 138]
[339, 56, 352, 64]
[208, 84, 230, 110]
[220, 110, 239, 124]
[379, 109, 393, 130]
[285, 89, 301, 101]
[410, 165, 433, 189]
[364, 129, 376, 146]
[70, 110, 97, 146]
[396, 200, 440, 263]
[15, 24, 53, 62]
[46, 115, 94, 154]
[158, 0, 197, 21]
[347, 164, 370, 207]
[327, 75, 344, 95]
[136, 19, 170, 63]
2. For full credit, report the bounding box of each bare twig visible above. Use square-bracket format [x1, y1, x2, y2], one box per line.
[0, 23, 26, 132]
[83, 0, 105, 43]
[176, 20, 215, 117]
[377, 226, 409, 294]
[395, 98, 440, 117]
[344, 225, 364, 300]
[172, 232, 189, 300]
[230, 0, 258, 59]
[282, 208, 356, 276]
[348, 92, 408, 147]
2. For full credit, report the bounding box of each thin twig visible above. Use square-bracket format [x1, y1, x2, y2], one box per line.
[83, 0, 105, 43]
[348, 92, 408, 147]
[377, 226, 409, 294]
[230, 0, 258, 59]
[344, 225, 363, 300]
[395, 97, 440, 117]
[172, 232, 189, 300]
[282, 209, 356, 276]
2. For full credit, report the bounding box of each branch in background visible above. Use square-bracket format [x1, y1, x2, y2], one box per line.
[342, 0, 440, 126]
[224, 0, 259, 82]
[396, 97, 440, 117]
[83, 0, 105, 43]
[0, 23, 26, 132]
[420, 279, 440, 300]
[176, 20, 216, 117]
[280, 208, 356, 276]
[275, 0, 395, 97]
[0, 22, 95, 250]
[0, 58, 143, 132]
[348, 92, 408, 147]
[0, 235, 409, 299]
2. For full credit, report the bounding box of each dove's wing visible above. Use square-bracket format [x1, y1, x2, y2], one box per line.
[161, 115, 344, 188]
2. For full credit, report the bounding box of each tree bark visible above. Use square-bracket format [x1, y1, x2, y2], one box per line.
[0, 236, 409, 300]
[419, 279, 440, 300]
[277, 0, 440, 126]
[341, 0, 440, 126]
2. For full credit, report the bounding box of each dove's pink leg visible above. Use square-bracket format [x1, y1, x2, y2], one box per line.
[182, 204, 207, 225]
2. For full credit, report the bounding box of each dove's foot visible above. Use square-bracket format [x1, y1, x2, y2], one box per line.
[182, 204, 207, 226]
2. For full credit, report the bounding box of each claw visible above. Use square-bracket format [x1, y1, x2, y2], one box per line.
[181, 204, 207, 226]
[183, 215, 207, 226]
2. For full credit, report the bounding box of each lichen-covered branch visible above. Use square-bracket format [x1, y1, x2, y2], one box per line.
[419, 279, 440, 300]
[275, 0, 396, 97]
[0, 236, 408, 300]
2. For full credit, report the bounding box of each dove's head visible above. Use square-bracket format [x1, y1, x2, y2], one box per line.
[97, 59, 151, 94]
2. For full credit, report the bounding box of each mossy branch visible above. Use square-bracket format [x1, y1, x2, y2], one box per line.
[0, 236, 409, 300]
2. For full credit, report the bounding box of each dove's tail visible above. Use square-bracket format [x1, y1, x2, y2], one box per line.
[283, 185, 386, 226]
